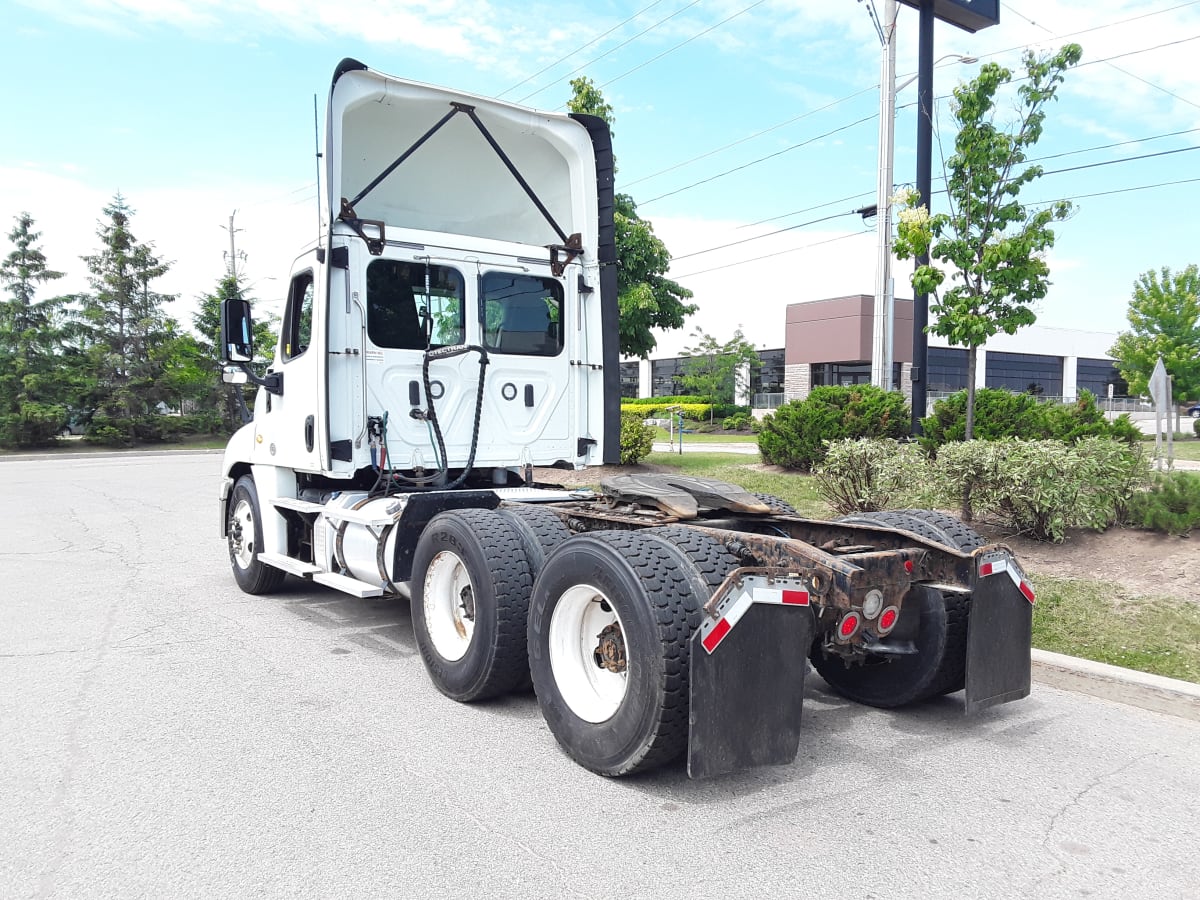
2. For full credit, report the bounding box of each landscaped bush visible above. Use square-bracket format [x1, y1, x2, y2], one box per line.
[814, 438, 931, 514]
[757, 386, 909, 471]
[0, 402, 67, 448]
[1194, 418, 1200, 438]
[721, 412, 755, 432]
[619, 401, 712, 421]
[1126, 471, 1200, 536]
[619, 411, 656, 465]
[932, 438, 1148, 542]
[920, 388, 1140, 452]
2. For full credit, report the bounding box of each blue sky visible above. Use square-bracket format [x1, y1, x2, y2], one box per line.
[2, 0, 1198, 357]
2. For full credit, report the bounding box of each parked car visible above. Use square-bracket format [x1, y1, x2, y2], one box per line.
[1187, 403, 1200, 419]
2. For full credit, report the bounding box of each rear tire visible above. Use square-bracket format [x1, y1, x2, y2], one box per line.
[411, 509, 533, 701]
[814, 509, 976, 705]
[810, 585, 953, 708]
[227, 475, 286, 595]
[528, 531, 707, 776]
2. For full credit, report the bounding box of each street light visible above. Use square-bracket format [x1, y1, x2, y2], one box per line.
[869, 4, 975, 393]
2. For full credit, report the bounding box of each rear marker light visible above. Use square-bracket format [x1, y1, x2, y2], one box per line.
[838, 612, 861, 640]
[863, 589, 884, 619]
[877, 606, 900, 635]
[904, 560, 914, 573]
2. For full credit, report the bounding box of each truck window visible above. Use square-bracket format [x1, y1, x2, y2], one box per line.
[481, 273, 563, 357]
[367, 260, 464, 350]
[282, 271, 314, 361]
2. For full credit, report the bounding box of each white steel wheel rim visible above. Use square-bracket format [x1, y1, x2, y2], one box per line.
[548, 584, 628, 724]
[423, 550, 475, 662]
[230, 498, 256, 569]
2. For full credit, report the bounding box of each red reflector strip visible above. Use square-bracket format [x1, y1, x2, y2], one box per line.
[782, 589, 810, 606]
[701, 617, 732, 653]
[1018, 578, 1036, 604]
[979, 562, 995, 576]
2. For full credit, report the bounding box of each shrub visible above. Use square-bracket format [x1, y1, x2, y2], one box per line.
[0, 402, 67, 448]
[930, 438, 1148, 542]
[619, 411, 656, 465]
[1126, 471, 1200, 536]
[721, 412, 754, 431]
[920, 388, 1139, 452]
[619, 401, 712, 421]
[1194, 418, 1200, 438]
[814, 438, 932, 514]
[757, 386, 909, 471]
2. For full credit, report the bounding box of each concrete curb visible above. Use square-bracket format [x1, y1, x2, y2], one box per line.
[1031, 648, 1200, 722]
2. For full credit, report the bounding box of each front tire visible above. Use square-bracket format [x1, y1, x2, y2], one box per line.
[410, 509, 533, 701]
[528, 531, 707, 776]
[227, 475, 286, 595]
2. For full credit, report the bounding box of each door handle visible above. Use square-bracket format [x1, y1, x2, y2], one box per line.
[305, 415, 315, 452]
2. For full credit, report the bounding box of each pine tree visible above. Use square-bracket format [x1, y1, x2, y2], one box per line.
[79, 194, 178, 439]
[0, 212, 69, 446]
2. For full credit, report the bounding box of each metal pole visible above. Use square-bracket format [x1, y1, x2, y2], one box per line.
[871, 0, 898, 391]
[227, 211, 239, 280]
[911, 0, 935, 433]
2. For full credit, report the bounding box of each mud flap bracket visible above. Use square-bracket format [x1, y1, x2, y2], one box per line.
[687, 603, 813, 779]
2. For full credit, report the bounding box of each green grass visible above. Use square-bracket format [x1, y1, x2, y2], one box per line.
[652, 427, 758, 443]
[1031, 576, 1200, 683]
[0, 435, 228, 455]
[1140, 436, 1200, 462]
[643, 451, 828, 517]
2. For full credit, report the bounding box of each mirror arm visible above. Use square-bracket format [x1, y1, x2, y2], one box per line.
[233, 361, 284, 396]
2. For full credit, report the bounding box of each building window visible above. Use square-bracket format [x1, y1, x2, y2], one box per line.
[751, 348, 785, 394]
[651, 356, 689, 397]
[620, 361, 640, 399]
[1076, 358, 1128, 399]
[927, 347, 968, 394]
[985, 351, 1062, 397]
[810, 362, 872, 387]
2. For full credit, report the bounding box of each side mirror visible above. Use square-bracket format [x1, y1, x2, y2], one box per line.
[221, 364, 249, 385]
[220, 297, 254, 363]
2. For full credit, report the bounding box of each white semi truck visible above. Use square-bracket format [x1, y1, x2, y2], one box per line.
[218, 59, 1035, 778]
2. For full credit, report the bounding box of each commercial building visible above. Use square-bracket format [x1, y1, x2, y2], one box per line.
[621, 295, 1126, 412]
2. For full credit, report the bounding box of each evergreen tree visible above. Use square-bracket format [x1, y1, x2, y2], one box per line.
[0, 212, 69, 446]
[192, 273, 279, 431]
[78, 194, 178, 439]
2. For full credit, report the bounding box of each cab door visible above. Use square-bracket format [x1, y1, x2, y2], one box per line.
[259, 266, 323, 473]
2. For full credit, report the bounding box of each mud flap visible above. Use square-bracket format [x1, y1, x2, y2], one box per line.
[965, 552, 1034, 714]
[687, 604, 813, 779]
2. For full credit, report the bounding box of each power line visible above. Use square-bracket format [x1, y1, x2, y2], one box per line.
[1039, 144, 1200, 177]
[670, 210, 861, 262]
[1002, 0, 1200, 111]
[623, 85, 878, 189]
[496, 0, 670, 99]
[595, 0, 772, 92]
[671, 232, 866, 280]
[640, 113, 879, 206]
[738, 191, 876, 229]
[516, 0, 705, 104]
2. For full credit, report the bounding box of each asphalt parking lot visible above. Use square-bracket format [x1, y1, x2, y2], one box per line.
[2, 451, 1198, 899]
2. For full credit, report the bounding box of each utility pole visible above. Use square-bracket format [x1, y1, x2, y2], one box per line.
[870, 0, 899, 391]
[222, 210, 244, 281]
[910, 0, 935, 433]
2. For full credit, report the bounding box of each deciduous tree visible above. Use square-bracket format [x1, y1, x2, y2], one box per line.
[567, 77, 696, 358]
[680, 327, 759, 418]
[1109, 264, 1200, 406]
[893, 43, 1083, 441]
